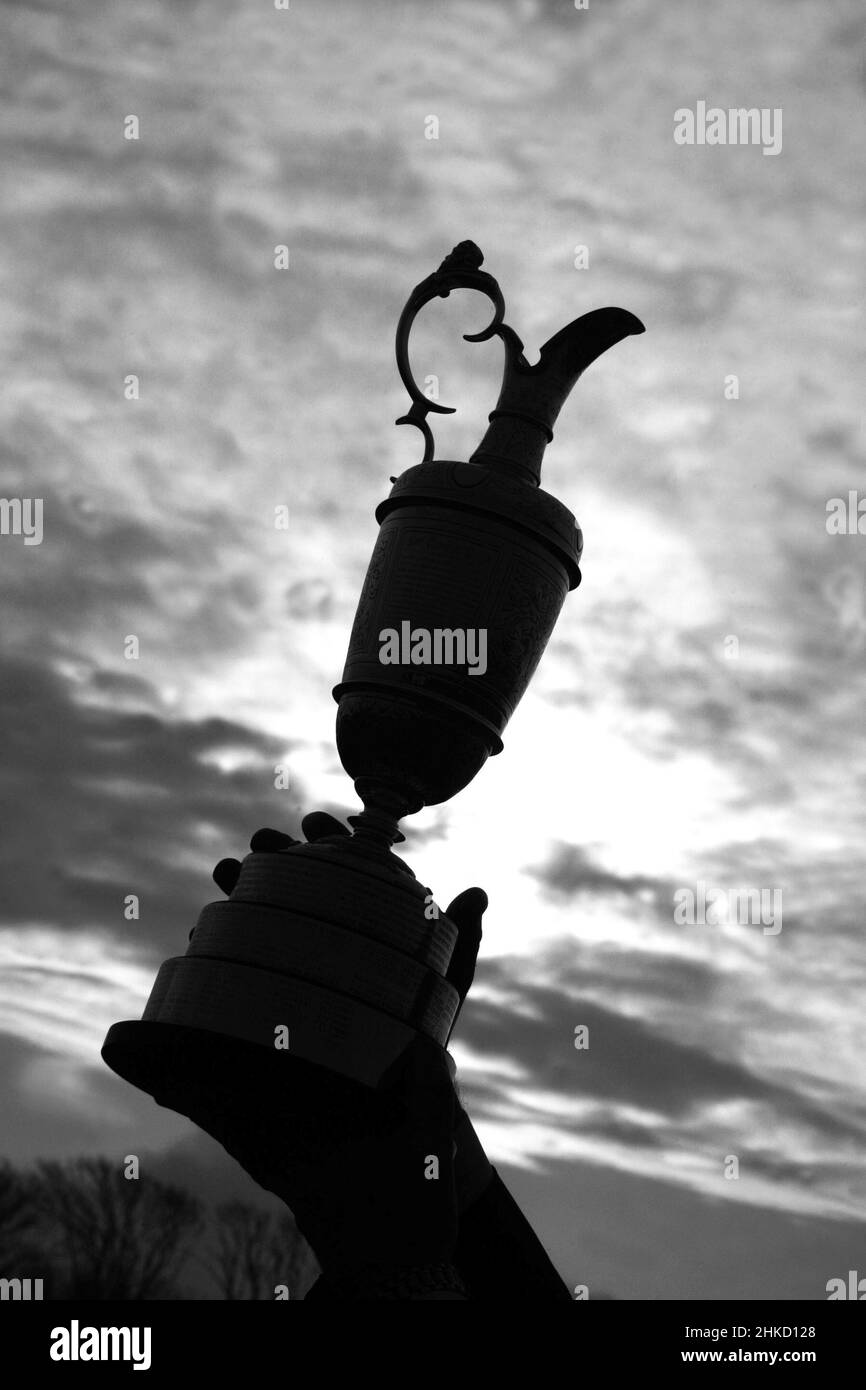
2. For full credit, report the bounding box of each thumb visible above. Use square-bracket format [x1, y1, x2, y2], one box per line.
[444, 887, 487, 1002]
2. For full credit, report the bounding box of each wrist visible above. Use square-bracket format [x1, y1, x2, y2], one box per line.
[321, 1262, 469, 1301]
[454, 1109, 494, 1213]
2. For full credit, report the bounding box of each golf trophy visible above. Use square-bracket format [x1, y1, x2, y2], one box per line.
[102, 241, 643, 1110]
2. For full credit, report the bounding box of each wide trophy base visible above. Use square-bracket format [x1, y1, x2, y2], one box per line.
[101, 1019, 423, 1166]
[102, 956, 432, 1092]
[102, 835, 461, 1113]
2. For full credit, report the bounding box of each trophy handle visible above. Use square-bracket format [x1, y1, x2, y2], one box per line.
[394, 240, 525, 464]
[394, 241, 643, 479]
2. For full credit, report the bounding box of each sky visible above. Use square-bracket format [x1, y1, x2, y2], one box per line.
[0, 0, 864, 1299]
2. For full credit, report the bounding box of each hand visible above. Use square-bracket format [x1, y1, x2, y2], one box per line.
[282, 1032, 462, 1277]
[211, 812, 488, 1007]
[198, 813, 490, 1274]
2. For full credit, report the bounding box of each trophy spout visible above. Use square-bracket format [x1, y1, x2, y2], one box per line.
[470, 306, 645, 485]
[535, 307, 646, 409]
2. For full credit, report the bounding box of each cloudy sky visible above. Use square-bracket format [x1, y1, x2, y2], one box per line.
[1, 0, 864, 1299]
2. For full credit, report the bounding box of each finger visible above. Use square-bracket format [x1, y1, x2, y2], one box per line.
[446, 886, 488, 928]
[444, 887, 487, 1000]
[302, 811, 351, 842]
[249, 827, 298, 852]
[212, 857, 242, 896]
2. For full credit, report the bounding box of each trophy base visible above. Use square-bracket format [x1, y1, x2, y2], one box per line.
[103, 1017, 453, 1192]
[102, 955, 432, 1099]
[103, 836, 459, 1128]
[102, 1019, 418, 1160]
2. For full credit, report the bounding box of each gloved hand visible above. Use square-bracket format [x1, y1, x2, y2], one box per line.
[210, 812, 488, 1018]
[196, 813, 491, 1282]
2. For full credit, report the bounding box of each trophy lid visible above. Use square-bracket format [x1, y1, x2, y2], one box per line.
[375, 458, 583, 589]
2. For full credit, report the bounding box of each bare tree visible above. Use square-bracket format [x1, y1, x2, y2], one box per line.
[34, 1157, 203, 1299]
[0, 1161, 43, 1276]
[210, 1201, 312, 1300]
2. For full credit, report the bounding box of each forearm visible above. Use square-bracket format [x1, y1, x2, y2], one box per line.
[454, 1168, 573, 1301]
[305, 1261, 468, 1300]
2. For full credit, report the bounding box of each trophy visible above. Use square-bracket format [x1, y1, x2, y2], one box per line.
[102, 241, 643, 1110]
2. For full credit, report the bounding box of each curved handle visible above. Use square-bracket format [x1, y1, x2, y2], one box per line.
[395, 241, 524, 463]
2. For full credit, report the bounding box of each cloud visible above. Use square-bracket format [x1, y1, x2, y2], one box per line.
[499, 1152, 866, 1300]
[452, 950, 866, 1217]
[525, 842, 664, 901]
[0, 653, 310, 955]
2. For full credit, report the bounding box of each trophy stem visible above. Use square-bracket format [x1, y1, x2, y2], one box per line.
[347, 776, 424, 849]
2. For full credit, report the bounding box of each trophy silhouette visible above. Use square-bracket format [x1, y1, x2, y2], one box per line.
[102, 242, 643, 1108]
